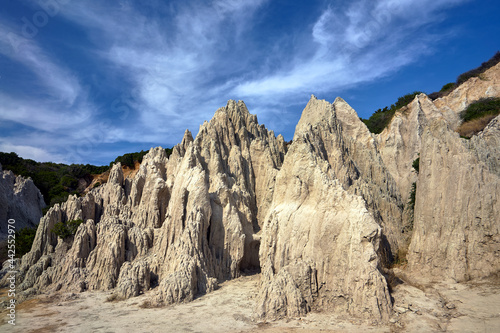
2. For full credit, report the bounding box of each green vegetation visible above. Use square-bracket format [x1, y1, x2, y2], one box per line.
[111, 148, 173, 168]
[440, 82, 456, 92]
[459, 97, 500, 122]
[407, 182, 417, 214]
[51, 219, 84, 239]
[404, 181, 418, 232]
[1, 147, 174, 211]
[361, 51, 500, 132]
[392, 247, 408, 267]
[457, 51, 500, 85]
[429, 51, 500, 100]
[361, 107, 396, 134]
[361, 92, 424, 134]
[456, 98, 500, 138]
[111, 150, 148, 168]
[14, 227, 38, 257]
[412, 156, 420, 174]
[165, 147, 173, 157]
[0, 152, 108, 207]
[428, 82, 457, 100]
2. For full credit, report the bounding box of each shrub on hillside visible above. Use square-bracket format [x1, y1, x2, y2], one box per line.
[406, 182, 417, 230]
[459, 97, 500, 123]
[111, 150, 148, 168]
[52, 219, 83, 239]
[456, 51, 500, 85]
[165, 148, 173, 157]
[362, 92, 423, 134]
[440, 82, 456, 92]
[0, 152, 108, 206]
[456, 97, 500, 138]
[362, 107, 396, 134]
[14, 227, 38, 257]
[457, 114, 498, 138]
[428, 52, 500, 100]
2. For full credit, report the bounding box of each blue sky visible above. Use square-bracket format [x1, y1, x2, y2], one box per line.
[0, 0, 499, 165]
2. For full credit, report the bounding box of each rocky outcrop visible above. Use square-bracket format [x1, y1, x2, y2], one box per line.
[9, 97, 410, 322]
[377, 64, 500, 216]
[377, 94, 444, 205]
[257, 96, 393, 321]
[10, 61, 500, 323]
[13, 100, 288, 307]
[0, 164, 45, 239]
[374, 62, 500, 282]
[407, 116, 500, 282]
[433, 62, 500, 116]
[334, 97, 405, 258]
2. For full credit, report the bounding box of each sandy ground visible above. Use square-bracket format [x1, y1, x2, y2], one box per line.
[1, 273, 499, 333]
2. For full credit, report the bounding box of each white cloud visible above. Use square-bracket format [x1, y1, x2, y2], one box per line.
[0, 141, 68, 164]
[0, 0, 473, 164]
[0, 25, 81, 105]
[228, 0, 470, 109]
[55, 0, 270, 140]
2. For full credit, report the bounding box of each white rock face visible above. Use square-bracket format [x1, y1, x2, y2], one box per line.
[377, 64, 500, 207]
[377, 94, 442, 204]
[374, 62, 500, 282]
[257, 96, 393, 321]
[407, 116, 500, 282]
[13, 100, 288, 306]
[0, 164, 45, 239]
[333, 97, 405, 259]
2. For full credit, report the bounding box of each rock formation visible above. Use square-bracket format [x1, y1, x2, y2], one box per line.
[257, 96, 393, 321]
[433, 62, 500, 115]
[12, 101, 289, 307]
[5, 61, 500, 323]
[0, 164, 45, 239]
[407, 116, 500, 282]
[375, 64, 500, 256]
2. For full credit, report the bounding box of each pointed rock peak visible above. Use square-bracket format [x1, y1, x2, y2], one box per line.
[334, 97, 372, 140]
[213, 99, 251, 119]
[310, 94, 318, 100]
[334, 97, 358, 115]
[143, 147, 167, 163]
[295, 96, 335, 135]
[399, 93, 444, 124]
[209, 99, 259, 133]
[108, 162, 124, 185]
[222, 99, 250, 115]
[225, 99, 237, 109]
[414, 93, 440, 116]
[236, 99, 249, 110]
[181, 129, 194, 148]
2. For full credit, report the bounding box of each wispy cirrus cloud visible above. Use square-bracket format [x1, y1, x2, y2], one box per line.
[232, 0, 470, 103]
[56, 0, 270, 138]
[0, 20, 98, 163]
[0, 0, 477, 164]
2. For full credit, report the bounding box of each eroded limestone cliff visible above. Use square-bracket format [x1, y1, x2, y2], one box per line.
[6, 62, 500, 323]
[12, 101, 288, 308]
[257, 96, 394, 321]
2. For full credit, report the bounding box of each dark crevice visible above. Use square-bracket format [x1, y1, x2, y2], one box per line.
[240, 239, 261, 273]
[181, 189, 189, 229]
